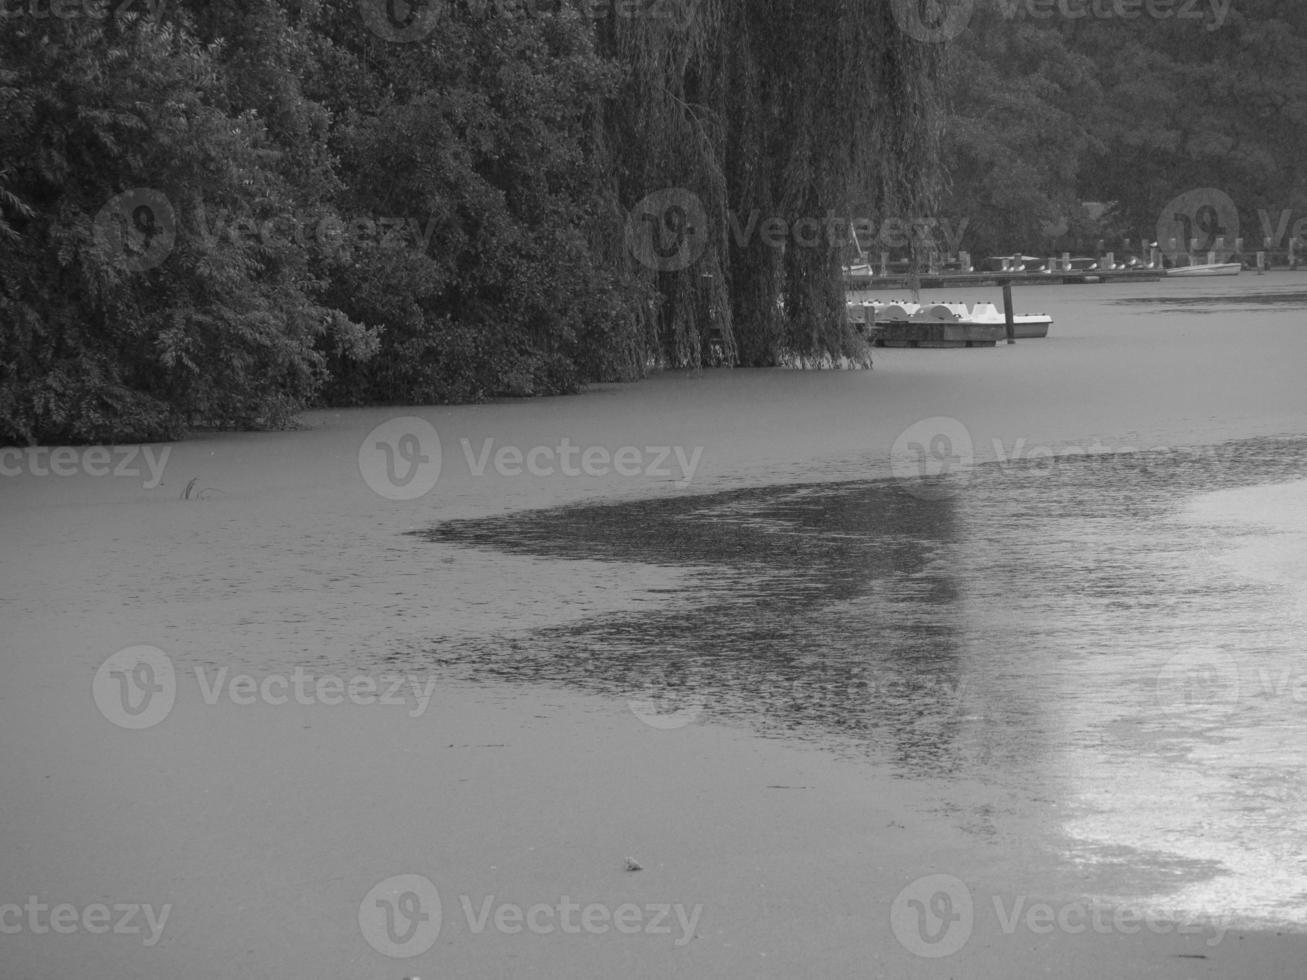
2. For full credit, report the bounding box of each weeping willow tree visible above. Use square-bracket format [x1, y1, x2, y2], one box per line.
[597, 0, 944, 368]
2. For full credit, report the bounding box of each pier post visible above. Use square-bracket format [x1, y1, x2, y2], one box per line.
[1001, 282, 1015, 345]
[879, 251, 889, 277]
[1256, 251, 1266, 275]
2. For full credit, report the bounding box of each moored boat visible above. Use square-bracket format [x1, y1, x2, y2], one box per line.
[1167, 263, 1241, 277]
[846, 299, 1054, 343]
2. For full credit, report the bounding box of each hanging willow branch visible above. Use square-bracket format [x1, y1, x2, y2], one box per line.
[594, 0, 943, 369]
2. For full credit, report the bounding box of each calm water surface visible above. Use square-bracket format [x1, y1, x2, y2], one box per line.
[416, 435, 1307, 931]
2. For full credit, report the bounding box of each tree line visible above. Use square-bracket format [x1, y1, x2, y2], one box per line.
[1, 0, 1302, 444]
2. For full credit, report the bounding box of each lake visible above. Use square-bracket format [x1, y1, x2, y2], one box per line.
[2, 274, 1305, 978]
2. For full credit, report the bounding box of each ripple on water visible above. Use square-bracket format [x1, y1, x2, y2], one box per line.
[410, 435, 1307, 931]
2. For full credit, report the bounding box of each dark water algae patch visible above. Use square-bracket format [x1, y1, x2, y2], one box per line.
[406, 436, 1307, 775]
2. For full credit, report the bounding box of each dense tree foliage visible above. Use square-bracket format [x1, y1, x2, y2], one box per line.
[942, 0, 1307, 259]
[1, 0, 1304, 443]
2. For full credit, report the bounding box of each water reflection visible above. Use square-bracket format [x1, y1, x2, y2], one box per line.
[414, 435, 1307, 927]
[418, 436, 1305, 763]
[420, 478, 976, 771]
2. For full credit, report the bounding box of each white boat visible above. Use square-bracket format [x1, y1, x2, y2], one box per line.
[966, 302, 1053, 338]
[1167, 263, 1241, 277]
[846, 300, 1053, 340]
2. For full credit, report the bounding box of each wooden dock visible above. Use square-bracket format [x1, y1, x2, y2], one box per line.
[845, 268, 1164, 290]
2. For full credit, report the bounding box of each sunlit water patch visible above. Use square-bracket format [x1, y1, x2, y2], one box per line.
[1062, 477, 1307, 930]
[412, 435, 1307, 930]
